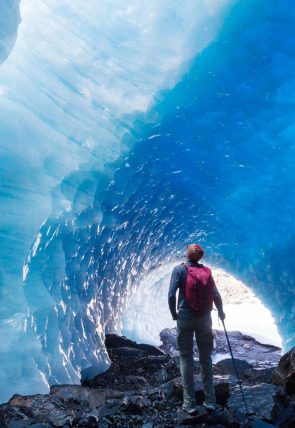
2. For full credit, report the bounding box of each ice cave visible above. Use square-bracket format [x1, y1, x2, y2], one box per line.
[0, 0, 294, 404]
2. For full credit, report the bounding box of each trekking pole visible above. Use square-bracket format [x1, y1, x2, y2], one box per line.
[221, 319, 249, 414]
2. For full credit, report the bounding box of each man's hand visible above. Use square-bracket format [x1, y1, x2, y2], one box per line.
[219, 311, 226, 321]
[173, 314, 178, 321]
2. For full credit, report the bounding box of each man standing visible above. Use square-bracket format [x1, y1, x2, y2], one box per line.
[168, 244, 225, 414]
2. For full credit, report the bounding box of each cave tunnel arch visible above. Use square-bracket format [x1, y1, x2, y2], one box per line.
[13, 0, 295, 402]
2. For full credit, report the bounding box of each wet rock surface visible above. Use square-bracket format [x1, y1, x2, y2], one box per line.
[160, 328, 282, 366]
[2, 331, 295, 427]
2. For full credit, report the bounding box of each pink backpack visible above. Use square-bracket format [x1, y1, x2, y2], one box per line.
[182, 264, 214, 313]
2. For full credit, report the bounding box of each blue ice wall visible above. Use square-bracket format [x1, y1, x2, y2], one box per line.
[1, 0, 295, 403]
[0, 0, 235, 402]
[0, 0, 20, 65]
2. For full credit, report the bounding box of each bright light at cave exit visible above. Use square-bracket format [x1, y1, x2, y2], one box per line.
[122, 262, 282, 348]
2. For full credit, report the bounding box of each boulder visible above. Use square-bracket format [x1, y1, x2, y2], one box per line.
[50, 385, 109, 410]
[1, 394, 71, 425]
[244, 368, 274, 384]
[158, 378, 183, 400]
[137, 343, 166, 356]
[150, 368, 169, 385]
[7, 421, 33, 428]
[251, 421, 277, 428]
[214, 375, 237, 406]
[218, 408, 245, 427]
[207, 408, 246, 427]
[125, 375, 146, 386]
[49, 411, 75, 427]
[28, 425, 51, 428]
[134, 355, 169, 369]
[193, 374, 237, 405]
[214, 358, 252, 378]
[124, 396, 150, 415]
[157, 374, 236, 405]
[73, 414, 98, 427]
[0, 409, 6, 428]
[177, 406, 208, 425]
[272, 346, 295, 394]
[228, 383, 279, 419]
[271, 387, 295, 427]
[105, 334, 138, 349]
[107, 347, 145, 358]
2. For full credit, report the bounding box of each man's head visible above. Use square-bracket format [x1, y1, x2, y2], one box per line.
[186, 244, 204, 262]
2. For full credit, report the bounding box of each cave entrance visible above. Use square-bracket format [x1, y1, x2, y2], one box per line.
[121, 262, 282, 349]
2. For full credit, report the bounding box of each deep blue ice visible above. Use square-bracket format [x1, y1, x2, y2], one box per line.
[0, 0, 295, 403]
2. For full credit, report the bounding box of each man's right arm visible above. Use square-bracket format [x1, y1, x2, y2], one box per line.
[168, 266, 181, 320]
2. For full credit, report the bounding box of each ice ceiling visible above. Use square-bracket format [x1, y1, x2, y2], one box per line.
[0, 0, 294, 403]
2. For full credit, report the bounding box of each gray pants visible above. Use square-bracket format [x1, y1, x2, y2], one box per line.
[176, 314, 215, 408]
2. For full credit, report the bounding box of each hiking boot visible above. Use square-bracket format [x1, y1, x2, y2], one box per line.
[203, 402, 216, 411]
[182, 405, 199, 414]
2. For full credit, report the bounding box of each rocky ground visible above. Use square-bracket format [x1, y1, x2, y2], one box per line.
[1, 330, 295, 428]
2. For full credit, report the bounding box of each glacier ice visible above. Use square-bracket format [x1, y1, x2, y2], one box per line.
[0, 0, 236, 402]
[0, 0, 295, 404]
[0, 0, 20, 65]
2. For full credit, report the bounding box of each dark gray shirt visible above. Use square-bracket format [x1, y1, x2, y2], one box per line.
[168, 259, 224, 319]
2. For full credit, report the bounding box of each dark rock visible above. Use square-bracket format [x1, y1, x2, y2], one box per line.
[73, 414, 98, 427]
[106, 335, 166, 357]
[96, 402, 123, 419]
[105, 334, 138, 349]
[157, 373, 235, 406]
[0, 394, 72, 425]
[215, 358, 252, 378]
[124, 396, 150, 415]
[160, 328, 281, 367]
[150, 369, 169, 385]
[0, 410, 6, 428]
[177, 406, 208, 425]
[228, 383, 278, 419]
[157, 378, 183, 399]
[272, 346, 295, 395]
[0, 334, 288, 428]
[28, 424, 52, 428]
[159, 328, 178, 356]
[107, 347, 145, 358]
[50, 385, 109, 409]
[135, 355, 169, 368]
[206, 408, 246, 427]
[125, 375, 146, 386]
[8, 421, 33, 428]
[49, 411, 75, 427]
[251, 421, 277, 428]
[214, 376, 236, 406]
[218, 408, 245, 427]
[141, 422, 153, 428]
[136, 344, 166, 356]
[244, 368, 274, 384]
[271, 387, 295, 427]
[195, 374, 237, 406]
[170, 356, 180, 365]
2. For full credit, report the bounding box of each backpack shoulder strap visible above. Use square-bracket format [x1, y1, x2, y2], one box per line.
[177, 264, 188, 310]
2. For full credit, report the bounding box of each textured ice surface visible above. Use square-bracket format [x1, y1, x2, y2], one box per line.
[0, 0, 235, 402]
[0, 0, 294, 404]
[0, 0, 20, 65]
